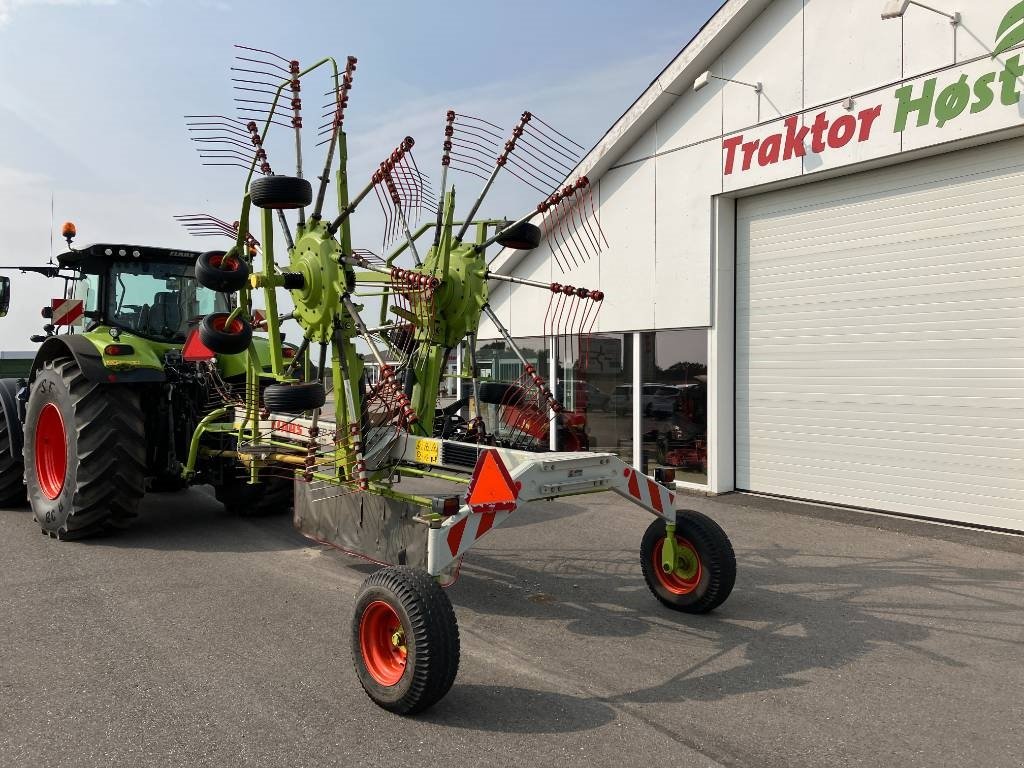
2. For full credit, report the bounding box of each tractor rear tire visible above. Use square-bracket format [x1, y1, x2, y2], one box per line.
[199, 313, 253, 355]
[0, 379, 26, 507]
[263, 382, 326, 413]
[214, 470, 294, 516]
[195, 250, 250, 293]
[640, 511, 736, 614]
[250, 176, 312, 210]
[23, 357, 146, 539]
[352, 566, 460, 715]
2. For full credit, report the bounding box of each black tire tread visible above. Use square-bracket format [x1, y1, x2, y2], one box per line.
[215, 471, 294, 517]
[352, 566, 459, 715]
[640, 510, 736, 614]
[0, 406, 26, 506]
[29, 357, 145, 539]
[263, 382, 326, 413]
[250, 176, 313, 210]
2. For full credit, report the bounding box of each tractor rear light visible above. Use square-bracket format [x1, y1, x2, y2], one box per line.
[431, 495, 462, 517]
[103, 344, 134, 356]
[282, 347, 296, 359]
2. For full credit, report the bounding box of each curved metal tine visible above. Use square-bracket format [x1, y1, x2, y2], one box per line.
[448, 149, 496, 172]
[234, 43, 292, 64]
[230, 66, 288, 80]
[451, 134, 499, 159]
[447, 161, 491, 182]
[187, 122, 252, 138]
[233, 84, 280, 97]
[201, 161, 255, 170]
[453, 113, 505, 136]
[530, 113, 587, 152]
[234, 55, 291, 74]
[571, 193, 601, 257]
[505, 154, 564, 190]
[522, 123, 584, 165]
[234, 97, 278, 108]
[560, 200, 589, 268]
[515, 134, 578, 176]
[191, 136, 256, 151]
[502, 164, 553, 195]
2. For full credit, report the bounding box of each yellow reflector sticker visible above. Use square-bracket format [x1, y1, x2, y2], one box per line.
[415, 439, 440, 465]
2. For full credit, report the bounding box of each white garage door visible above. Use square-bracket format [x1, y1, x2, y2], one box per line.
[736, 139, 1024, 531]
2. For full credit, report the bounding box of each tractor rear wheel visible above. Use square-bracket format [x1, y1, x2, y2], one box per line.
[640, 511, 736, 614]
[352, 566, 460, 715]
[0, 379, 26, 506]
[24, 357, 146, 539]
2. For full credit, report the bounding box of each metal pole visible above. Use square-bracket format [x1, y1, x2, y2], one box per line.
[485, 272, 552, 290]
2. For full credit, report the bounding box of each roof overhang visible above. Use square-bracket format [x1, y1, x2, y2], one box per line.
[489, 0, 771, 278]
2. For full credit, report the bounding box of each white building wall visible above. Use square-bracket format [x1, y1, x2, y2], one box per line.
[487, 0, 1024, 342]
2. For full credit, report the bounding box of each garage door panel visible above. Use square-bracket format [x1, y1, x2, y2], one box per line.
[741, 458, 1024, 506]
[736, 138, 1024, 530]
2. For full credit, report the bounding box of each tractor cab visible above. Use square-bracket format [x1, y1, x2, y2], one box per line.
[58, 244, 231, 343]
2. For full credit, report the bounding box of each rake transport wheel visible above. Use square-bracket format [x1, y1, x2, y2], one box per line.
[214, 470, 294, 517]
[352, 566, 460, 715]
[0, 379, 26, 506]
[262, 382, 326, 413]
[195, 250, 250, 293]
[199, 313, 253, 355]
[640, 511, 736, 614]
[249, 175, 313, 210]
[23, 357, 146, 539]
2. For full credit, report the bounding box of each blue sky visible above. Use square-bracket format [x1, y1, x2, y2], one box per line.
[0, 0, 724, 340]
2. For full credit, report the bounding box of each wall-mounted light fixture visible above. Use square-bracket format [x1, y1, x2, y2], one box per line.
[881, 1, 960, 25]
[693, 70, 763, 93]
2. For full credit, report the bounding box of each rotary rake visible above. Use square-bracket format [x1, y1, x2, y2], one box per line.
[178, 47, 737, 715]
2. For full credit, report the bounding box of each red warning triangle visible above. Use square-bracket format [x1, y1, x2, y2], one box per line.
[182, 329, 215, 361]
[466, 449, 518, 512]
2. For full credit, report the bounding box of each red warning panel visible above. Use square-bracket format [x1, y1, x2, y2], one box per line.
[466, 449, 518, 512]
[182, 329, 215, 361]
[50, 298, 84, 326]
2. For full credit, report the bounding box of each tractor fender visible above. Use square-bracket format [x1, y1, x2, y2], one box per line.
[0, 378, 23, 455]
[29, 335, 166, 385]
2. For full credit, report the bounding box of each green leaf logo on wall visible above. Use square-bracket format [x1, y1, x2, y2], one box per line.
[994, 0, 1024, 57]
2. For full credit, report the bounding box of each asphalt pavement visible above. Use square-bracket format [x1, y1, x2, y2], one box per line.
[1, 487, 1022, 768]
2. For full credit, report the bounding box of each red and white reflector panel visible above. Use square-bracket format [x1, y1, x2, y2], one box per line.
[466, 449, 519, 512]
[182, 329, 215, 361]
[50, 298, 84, 326]
[252, 309, 266, 328]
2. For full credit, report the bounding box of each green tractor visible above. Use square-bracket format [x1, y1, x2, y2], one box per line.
[0, 236, 301, 537]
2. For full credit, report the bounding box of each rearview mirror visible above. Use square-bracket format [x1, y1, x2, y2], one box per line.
[495, 221, 543, 251]
[0, 276, 9, 318]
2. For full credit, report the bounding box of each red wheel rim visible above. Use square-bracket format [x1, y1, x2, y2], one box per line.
[652, 535, 702, 595]
[359, 601, 407, 687]
[209, 254, 240, 271]
[35, 403, 67, 500]
[211, 314, 244, 334]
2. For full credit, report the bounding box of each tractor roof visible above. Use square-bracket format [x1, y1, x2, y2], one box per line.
[58, 244, 201, 273]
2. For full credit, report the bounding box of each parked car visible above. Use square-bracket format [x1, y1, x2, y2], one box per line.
[608, 384, 677, 417]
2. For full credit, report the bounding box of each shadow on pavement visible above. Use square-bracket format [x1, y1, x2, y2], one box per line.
[451, 541, 1024, 710]
[422, 684, 616, 733]
[95, 486, 310, 554]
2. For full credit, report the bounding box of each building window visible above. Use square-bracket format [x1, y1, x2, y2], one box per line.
[556, 333, 633, 463]
[640, 330, 708, 485]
